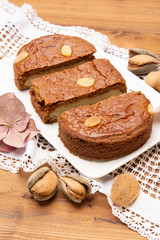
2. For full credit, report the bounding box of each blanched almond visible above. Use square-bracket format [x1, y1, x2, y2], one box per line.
[61, 45, 72, 57]
[14, 51, 29, 64]
[147, 104, 154, 116]
[84, 116, 101, 127]
[77, 78, 95, 87]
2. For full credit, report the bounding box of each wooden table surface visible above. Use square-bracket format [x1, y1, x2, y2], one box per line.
[1, 0, 160, 239]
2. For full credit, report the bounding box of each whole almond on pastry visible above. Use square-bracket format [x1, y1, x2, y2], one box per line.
[147, 104, 154, 116]
[77, 78, 95, 87]
[61, 45, 72, 57]
[84, 116, 101, 127]
[14, 52, 29, 64]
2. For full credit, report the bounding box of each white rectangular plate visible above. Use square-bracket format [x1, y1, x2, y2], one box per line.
[1, 50, 160, 178]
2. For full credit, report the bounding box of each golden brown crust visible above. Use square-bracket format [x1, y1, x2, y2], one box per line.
[29, 58, 127, 123]
[31, 58, 126, 104]
[58, 92, 153, 160]
[13, 34, 96, 89]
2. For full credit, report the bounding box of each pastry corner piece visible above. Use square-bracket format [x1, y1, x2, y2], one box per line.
[13, 34, 96, 90]
[58, 92, 153, 161]
[30, 58, 127, 123]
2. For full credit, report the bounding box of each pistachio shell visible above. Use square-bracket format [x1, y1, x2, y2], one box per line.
[129, 48, 160, 60]
[59, 174, 91, 203]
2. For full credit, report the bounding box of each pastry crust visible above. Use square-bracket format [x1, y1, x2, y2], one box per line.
[58, 92, 153, 161]
[30, 58, 127, 123]
[13, 34, 96, 90]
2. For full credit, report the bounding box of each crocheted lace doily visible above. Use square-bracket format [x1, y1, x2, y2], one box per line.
[0, 1, 160, 239]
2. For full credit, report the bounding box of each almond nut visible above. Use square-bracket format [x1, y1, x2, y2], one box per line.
[129, 48, 160, 60]
[129, 54, 160, 66]
[145, 71, 160, 92]
[128, 63, 160, 76]
[61, 45, 72, 57]
[14, 51, 29, 64]
[77, 78, 95, 87]
[28, 167, 58, 201]
[84, 116, 101, 127]
[147, 104, 154, 116]
[59, 174, 91, 203]
[111, 173, 140, 207]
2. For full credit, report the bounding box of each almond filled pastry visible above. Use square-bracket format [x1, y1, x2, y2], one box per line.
[58, 92, 153, 160]
[13, 34, 96, 90]
[29, 58, 127, 123]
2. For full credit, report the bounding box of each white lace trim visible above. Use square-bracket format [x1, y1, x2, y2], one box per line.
[0, 1, 160, 239]
[108, 195, 160, 240]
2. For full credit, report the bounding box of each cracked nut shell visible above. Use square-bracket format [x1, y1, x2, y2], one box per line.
[59, 174, 91, 203]
[27, 167, 58, 201]
[129, 48, 160, 60]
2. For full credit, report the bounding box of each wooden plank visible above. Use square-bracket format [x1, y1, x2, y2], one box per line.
[0, 169, 145, 239]
[10, 0, 160, 55]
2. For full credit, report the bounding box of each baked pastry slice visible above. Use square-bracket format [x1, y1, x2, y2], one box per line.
[58, 92, 153, 161]
[30, 58, 127, 123]
[13, 34, 96, 90]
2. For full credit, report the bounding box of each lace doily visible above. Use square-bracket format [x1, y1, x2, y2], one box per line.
[0, 1, 160, 239]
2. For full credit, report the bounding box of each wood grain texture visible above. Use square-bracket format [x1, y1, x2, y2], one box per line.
[0, 168, 145, 240]
[10, 0, 160, 55]
[2, 0, 160, 239]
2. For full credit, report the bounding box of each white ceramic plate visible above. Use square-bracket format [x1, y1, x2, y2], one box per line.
[1, 50, 160, 178]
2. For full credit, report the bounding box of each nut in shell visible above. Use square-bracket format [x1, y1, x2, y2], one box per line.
[145, 71, 160, 92]
[129, 54, 160, 66]
[59, 174, 91, 203]
[129, 48, 160, 60]
[111, 173, 140, 207]
[14, 51, 29, 64]
[128, 62, 160, 75]
[28, 167, 58, 201]
[128, 53, 160, 75]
